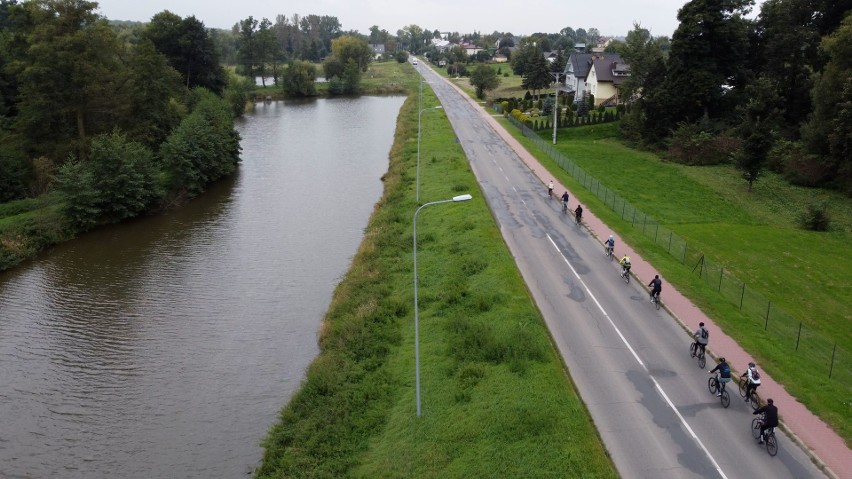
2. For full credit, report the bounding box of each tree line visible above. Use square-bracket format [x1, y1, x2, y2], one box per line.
[0, 0, 249, 228]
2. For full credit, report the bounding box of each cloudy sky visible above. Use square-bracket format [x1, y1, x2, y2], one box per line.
[93, 0, 765, 38]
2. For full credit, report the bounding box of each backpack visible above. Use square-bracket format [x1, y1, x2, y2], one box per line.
[700, 328, 708, 339]
[752, 369, 760, 380]
[720, 363, 730, 375]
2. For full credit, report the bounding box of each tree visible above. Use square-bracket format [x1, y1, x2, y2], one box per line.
[13, 0, 127, 162]
[282, 60, 316, 97]
[236, 16, 258, 79]
[160, 88, 240, 198]
[521, 48, 551, 99]
[469, 64, 500, 99]
[735, 78, 780, 191]
[56, 131, 160, 229]
[619, 23, 665, 105]
[662, 0, 753, 126]
[802, 13, 852, 190]
[120, 39, 183, 148]
[328, 35, 372, 72]
[145, 12, 226, 93]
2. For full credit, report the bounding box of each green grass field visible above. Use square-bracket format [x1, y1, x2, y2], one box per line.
[495, 119, 852, 444]
[257, 78, 617, 478]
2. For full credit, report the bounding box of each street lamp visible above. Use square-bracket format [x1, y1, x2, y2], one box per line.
[412, 194, 473, 416]
[417, 105, 443, 202]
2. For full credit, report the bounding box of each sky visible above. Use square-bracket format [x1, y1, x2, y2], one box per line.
[93, 0, 766, 39]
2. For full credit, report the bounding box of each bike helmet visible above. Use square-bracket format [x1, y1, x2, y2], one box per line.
[609, 235, 613, 240]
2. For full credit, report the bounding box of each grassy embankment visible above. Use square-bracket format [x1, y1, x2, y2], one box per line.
[256, 63, 617, 478]
[492, 117, 852, 444]
[0, 193, 70, 271]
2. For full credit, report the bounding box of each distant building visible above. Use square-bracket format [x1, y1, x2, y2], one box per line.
[368, 44, 385, 59]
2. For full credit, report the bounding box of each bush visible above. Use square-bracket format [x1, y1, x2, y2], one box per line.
[799, 202, 831, 231]
[769, 140, 832, 187]
[667, 123, 740, 165]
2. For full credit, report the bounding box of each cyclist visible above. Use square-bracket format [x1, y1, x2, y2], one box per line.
[605, 235, 615, 256]
[708, 357, 732, 397]
[753, 398, 778, 443]
[548, 180, 554, 198]
[561, 191, 570, 211]
[692, 322, 709, 357]
[741, 362, 761, 402]
[619, 254, 631, 277]
[648, 274, 662, 303]
[574, 204, 583, 224]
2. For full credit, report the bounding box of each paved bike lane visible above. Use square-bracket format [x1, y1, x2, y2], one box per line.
[437, 77, 849, 479]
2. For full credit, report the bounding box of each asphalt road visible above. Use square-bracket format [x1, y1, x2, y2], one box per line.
[417, 62, 826, 479]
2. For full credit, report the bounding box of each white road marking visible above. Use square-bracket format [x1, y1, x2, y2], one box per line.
[546, 233, 729, 479]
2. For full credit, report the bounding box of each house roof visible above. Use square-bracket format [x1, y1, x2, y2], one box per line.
[591, 57, 630, 85]
[565, 53, 624, 79]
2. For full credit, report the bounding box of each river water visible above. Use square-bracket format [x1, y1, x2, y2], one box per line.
[0, 96, 405, 478]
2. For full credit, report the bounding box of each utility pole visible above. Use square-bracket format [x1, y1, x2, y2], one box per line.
[550, 72, 564, 145]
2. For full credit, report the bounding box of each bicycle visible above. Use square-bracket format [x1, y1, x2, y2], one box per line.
[708, 373, 731, 408]
[604, 245, 614, 260]
[751, 413, 778, 456]
[689, 342, 706, 369]
[620, 267, 630, 284]
[562, 200, 568, 214]
[739, 377, 761, 411]
[575, 213, 582, 227]
[651, 291, 661, 310]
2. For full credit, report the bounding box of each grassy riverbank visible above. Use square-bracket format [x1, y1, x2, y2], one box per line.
[496, 119, 852, 444]
[256, 81, 617, 476]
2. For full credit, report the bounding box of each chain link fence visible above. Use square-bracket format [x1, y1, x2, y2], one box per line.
[503, 113, 849, 387]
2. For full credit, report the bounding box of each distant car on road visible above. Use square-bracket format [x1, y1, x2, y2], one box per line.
[412, 60, 418, 65]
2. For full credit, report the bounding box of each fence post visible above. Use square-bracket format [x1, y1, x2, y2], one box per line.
[667, 232, 673, 253]
[796, 322, 802, 351]
[829, 343, 836, 378]
[765, 302, 771, 330]
[642, 214, 647, 234]
[718, 267, 724, 292]
[682, 242, 687, 264]
[622, 201, 626, 219]
[632, 209, 636, 226]
[739, 283, 745, 310]
[654, 224, 659, 243]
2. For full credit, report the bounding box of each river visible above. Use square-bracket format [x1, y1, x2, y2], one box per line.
[0, 95, 405, 478]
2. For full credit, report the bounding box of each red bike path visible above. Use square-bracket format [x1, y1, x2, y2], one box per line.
[447, 83, 850, 478]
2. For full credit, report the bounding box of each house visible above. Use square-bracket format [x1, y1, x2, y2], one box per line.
[574, 43, 586, 53]
[461, 41, 483, 56]
[591, 37, 614, 53]
[543, 51, 559, 63]
[562, 53, 626, 104]
[586, 56, 630, 105]
[431, 38, 452, 53]
[368, 44, 385, 60]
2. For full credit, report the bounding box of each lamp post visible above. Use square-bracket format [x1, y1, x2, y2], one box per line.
[550, 72, 564, 145]
[413, 194, 473, 416]
[416, 105, 443, 202]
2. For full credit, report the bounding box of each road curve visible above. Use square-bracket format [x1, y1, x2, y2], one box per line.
[416, 61, 828, 479]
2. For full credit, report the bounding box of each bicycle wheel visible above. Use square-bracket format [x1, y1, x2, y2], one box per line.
[624, 271, 630, 284]
[721, 389, 730, 408]
[689, 342, 696, 357]
[749, 391, 761, 411]
[698, 353, 706, 369]
[655, 294, 661, 310]
[752, 418, 763, 439]
[766, 433, 778, 456]
[739, 379, 748, 398]
[708, 377, 718, 394]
